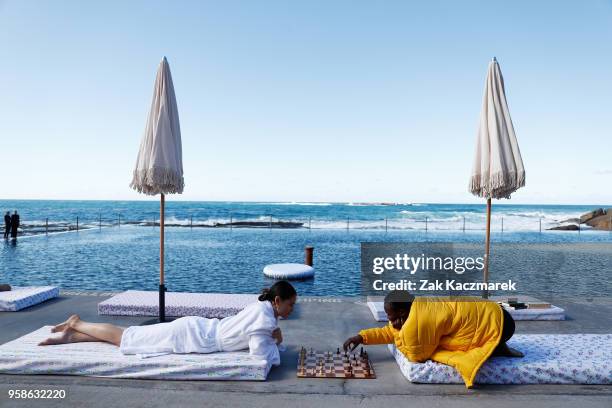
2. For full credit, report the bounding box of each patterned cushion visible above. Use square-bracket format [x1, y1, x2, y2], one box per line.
[0, 326, 269, 380]
[0, 286, 59, 311]
[98, 290, 258, 318]
[389, 334, 612, 384]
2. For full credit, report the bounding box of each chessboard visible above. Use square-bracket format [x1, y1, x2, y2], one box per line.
[297, 347, 376, 379]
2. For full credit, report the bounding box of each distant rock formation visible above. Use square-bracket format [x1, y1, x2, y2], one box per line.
[582, 208, 612, 231]
[213, 221, 303, 229]
[549, 224, 580, 231]
[549, 208, 612, 231]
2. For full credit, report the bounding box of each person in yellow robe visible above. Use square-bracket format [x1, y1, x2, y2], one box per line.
[343, 290, 522, 388]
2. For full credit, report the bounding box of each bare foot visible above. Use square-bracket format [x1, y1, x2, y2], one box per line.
[38, 328, 76, 346]
[51, 314, 80, 333]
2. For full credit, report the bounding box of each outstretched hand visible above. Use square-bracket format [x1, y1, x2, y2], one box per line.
[343, 334, 363, 352]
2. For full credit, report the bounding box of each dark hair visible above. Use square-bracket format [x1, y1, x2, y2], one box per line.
[259, 280, 297, 302]
[384, 290, 414, 312]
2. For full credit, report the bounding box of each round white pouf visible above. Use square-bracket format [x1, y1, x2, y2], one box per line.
[263, 263, 315, 280]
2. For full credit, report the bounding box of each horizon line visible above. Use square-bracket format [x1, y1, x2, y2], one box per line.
[0, 198, 610, 207]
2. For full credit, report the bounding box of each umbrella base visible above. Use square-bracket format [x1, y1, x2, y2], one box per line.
[139, 284, 169, 325]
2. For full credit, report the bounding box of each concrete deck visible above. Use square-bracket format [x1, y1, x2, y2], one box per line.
[0, 293, 610, 408]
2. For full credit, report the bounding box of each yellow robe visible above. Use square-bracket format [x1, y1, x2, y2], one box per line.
[359, 297, 503, 388]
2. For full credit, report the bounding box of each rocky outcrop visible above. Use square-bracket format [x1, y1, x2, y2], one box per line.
[584, 209, 612, 231]
[549, 224, 580, 231]
[550, 208, 611, 231]
[580, 208, 605, 224]
[213, 221, 303, 229]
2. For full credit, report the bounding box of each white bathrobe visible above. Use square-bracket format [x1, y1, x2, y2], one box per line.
[120, 300, 280, 368]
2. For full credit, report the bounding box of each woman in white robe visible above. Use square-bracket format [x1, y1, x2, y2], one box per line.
[38, 281, 297, 370]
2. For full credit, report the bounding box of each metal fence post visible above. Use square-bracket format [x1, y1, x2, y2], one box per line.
[425, 217, 428, 232]
[309, 216, 311, 231]
[463, 216, 466, 232]
[45, 218, 48, 235]
[385, 217, 388, 232]
[190, 215, 193, 230]
[347, 217, 350, 231]
[99, 213, 102, 229]
[76, 216, 79, 231]
[539, 217, 542, 233]
[501, 217, 504, 233]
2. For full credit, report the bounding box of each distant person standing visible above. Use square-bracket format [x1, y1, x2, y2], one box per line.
[3, 211, 10, 239]
[10, 211, 19, 239]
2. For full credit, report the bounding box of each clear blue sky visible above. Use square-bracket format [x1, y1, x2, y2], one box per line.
[0, 0, 610, 204]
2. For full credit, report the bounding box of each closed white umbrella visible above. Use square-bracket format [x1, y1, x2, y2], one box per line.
[130, 56, 184, 321]
[469, 57, 525, 297]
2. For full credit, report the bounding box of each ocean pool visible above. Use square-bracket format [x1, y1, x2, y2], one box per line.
[1, 226, 610, 298]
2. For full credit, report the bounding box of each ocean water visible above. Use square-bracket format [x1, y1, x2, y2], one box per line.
[0, 200, 610, 231]
[0, 200, 610, 298]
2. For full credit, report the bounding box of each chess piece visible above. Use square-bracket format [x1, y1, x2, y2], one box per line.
[337, 347, 340, 355]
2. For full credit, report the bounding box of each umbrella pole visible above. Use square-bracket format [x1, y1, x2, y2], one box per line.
[483, 198, 492, 299]
[159, 193, 166, 322]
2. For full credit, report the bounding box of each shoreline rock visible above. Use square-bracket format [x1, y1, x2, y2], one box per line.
[548, 224, 580, 231]
[550, 208, 612, 231]
[582, 208, 612, 231]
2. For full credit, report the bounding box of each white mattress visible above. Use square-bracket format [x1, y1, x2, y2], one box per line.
[389, 334, 612, 384]
[367, 301, 565, 321]
[98, 290, 258, 318]
[503, 305, 565, 320]
[0, 286, 59, 312]
[367, 301, 388, 322]
[0, 326, 270, 380]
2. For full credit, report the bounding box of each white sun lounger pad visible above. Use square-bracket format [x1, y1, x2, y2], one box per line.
[0, 286, 59, 312]
[0, 326, 270, 380]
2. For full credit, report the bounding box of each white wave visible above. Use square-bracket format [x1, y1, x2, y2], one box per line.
[266, 202, 332, 206]
[347, 202, 408, 206]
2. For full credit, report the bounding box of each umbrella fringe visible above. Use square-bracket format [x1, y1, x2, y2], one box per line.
[130, 167, 184, 196]
[469, 171, 525, 199]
